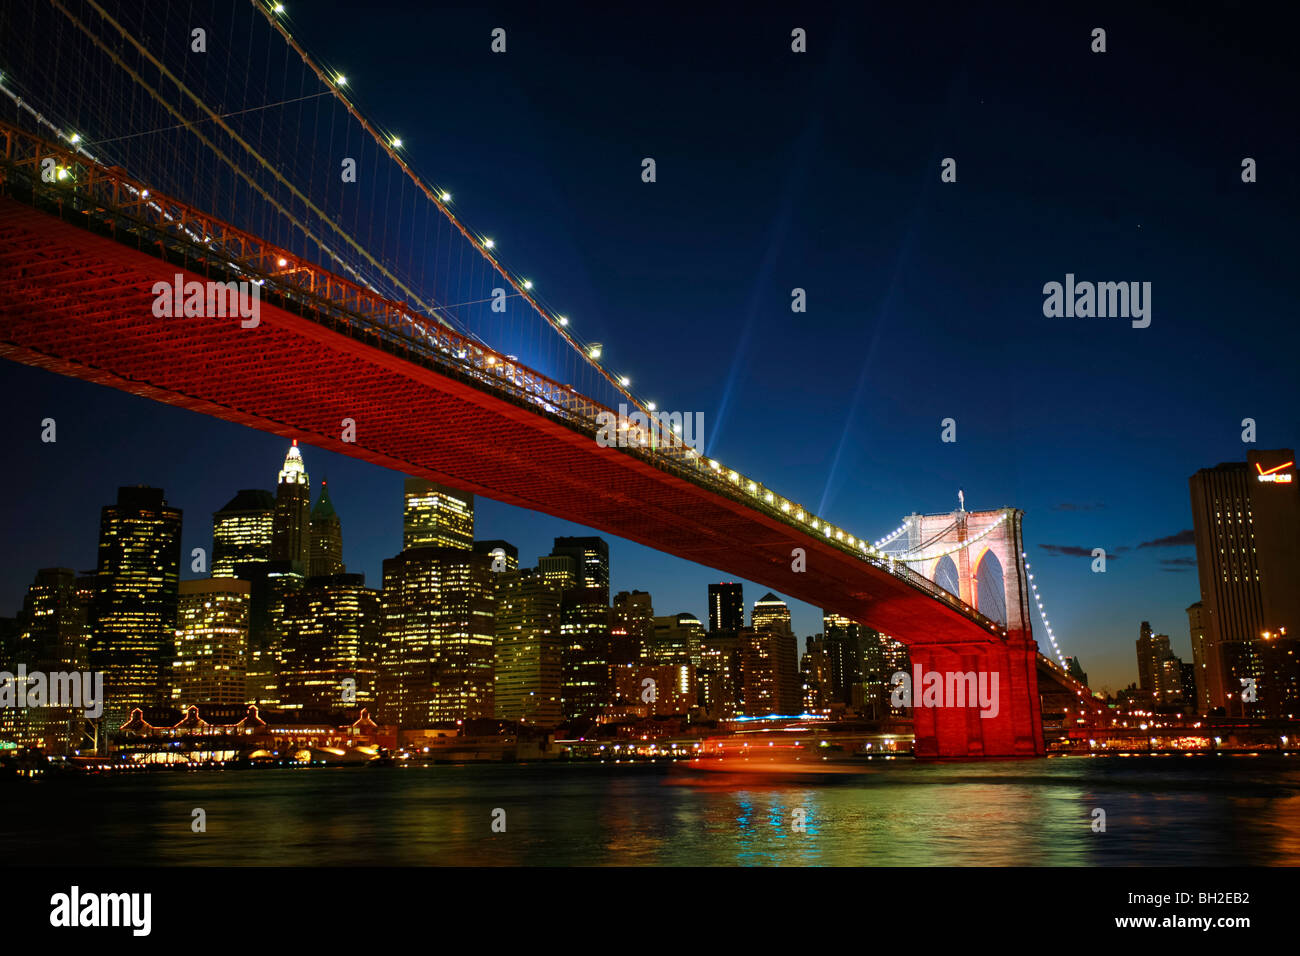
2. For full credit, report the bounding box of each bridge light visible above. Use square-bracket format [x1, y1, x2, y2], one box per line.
[440, 191, 451, 202]
[646, 402, 656, 411]
[272, 3, 285, 12]
[619, 376, 630, 387]
[69, 133, 81, 144]
[557, 316, 568, 326]
[141, 189, 149, 199]
[335, 75, 347, 87]
[392, 137, 403, 148]
[523, 280, 533, 290]
[483, 238, 495, 249]
[277, 257, 288, 267]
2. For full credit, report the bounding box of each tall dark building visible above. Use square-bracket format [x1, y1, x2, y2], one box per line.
[271, 441, 311, 572]
[309, 480, 345, 577]
[91, 486, 182, 726]
[559, 585, 611, 720]
[1187, 601, 1211, 714]
[738, 627, 799, 716]
[550, 537, 609, 600]
[611, 589, 653, 664]
[1190, 450, 1300, 716]
[403, 478, 474, 550]
[241, 561, 305, 707]
[708, 582, 744, 633]
[212, 489, 274, 577]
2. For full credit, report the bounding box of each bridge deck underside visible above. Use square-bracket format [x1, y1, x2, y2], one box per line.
[0, 197, 1000, 646]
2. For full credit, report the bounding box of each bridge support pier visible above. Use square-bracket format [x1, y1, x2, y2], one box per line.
[908, 632, 1044, 759]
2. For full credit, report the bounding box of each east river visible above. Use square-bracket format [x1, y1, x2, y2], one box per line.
[5, 756, 1300, 866]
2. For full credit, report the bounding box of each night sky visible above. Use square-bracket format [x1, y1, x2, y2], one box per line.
[1, 1, 1297, 692]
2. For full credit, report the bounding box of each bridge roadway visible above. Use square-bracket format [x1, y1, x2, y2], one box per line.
[0, 127, 1044, 757]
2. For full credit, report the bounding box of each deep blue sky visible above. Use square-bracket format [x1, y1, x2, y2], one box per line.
[2, 1, 1297, 692]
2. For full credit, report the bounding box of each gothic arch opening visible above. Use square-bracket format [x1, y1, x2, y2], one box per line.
[974, 550, 1007, 627]
[933, 555, 960, 598]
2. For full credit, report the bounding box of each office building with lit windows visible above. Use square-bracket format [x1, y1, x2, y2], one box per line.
[1189, 449, 1300, 716]
[493, 567, 563, 727]
[90, 486, 182, 727]
[172, 578, 250, 707]
[559, 585, 611, 720]
[550, 536, 609, 600]
[751, 592, 793, 635]
[708, 582, 744, 633]
[279, 573, 379, 713]
[611, 590, 653, 665]
[381, 546, 495, 725]
[403, 478, 474, 550]
[212, 489, 274, 577]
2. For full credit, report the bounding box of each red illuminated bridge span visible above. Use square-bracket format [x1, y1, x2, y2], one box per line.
[0, 122, 1044, 758]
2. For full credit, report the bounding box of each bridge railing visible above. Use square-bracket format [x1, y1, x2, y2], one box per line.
[0, 119, 1007, 638]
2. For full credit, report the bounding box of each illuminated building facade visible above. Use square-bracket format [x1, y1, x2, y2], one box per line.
[271, 441, 312, 572]
[1189, 449, 1300, 716]
[279, 573, 379, 713]
[0, 568, 94, 753]
[309, 481, 345, 577]
[738, 627, 799, 716]
[550, 536, 609, 600]
[403, 478, 474, 550]
[241, 561, 304, 707]
[172, 578, 249, 707]
[211, 489, 274, 577]
[560, 585, 611, 720]
[708, 582, 744, 633]
[381, 547, 495, 725]
[91, 486, 182, 727]
[751, 592, 792, 635]
[493, 567, 563, 727]
[538, 553, 577, 589]
[697, 634, 741, 718]
[647, 613, 703, 667]
[612, 662, 694, 716]
[611, 590, 653, 665]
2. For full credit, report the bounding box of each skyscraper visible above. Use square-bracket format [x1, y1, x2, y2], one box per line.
[279, 573, 379, 713]
[708, 582, 744, 633]
[550, 537, 610, 599]
[647, 613, 703, 667]
[611, 589, 654, 664]
[381, 547, 495, 725]
[212, 489, 274, 577]
[474, 539, 519, 572]
[403, 478, 474, 550]
[172, 578, 250, 707]
[559, 585, 611, 720]
[91, 486, 182, 726]
[271, 441, 311, 572]
[494, 567, 563, 727]
[309, 480, 345, 577]
[752, 592, 792, 635]
[242, 561, 304, 707]
[739, 628, 799, 716]
[1135, 622, 1168, 694]
[1189, 450, 1300, 716]
[1187, 601, 1211, 714]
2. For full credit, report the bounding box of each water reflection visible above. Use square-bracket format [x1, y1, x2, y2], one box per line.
[3, 756, 1298, 866]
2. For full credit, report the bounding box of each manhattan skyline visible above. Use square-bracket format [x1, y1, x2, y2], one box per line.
[0, 1, 1297, 693]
